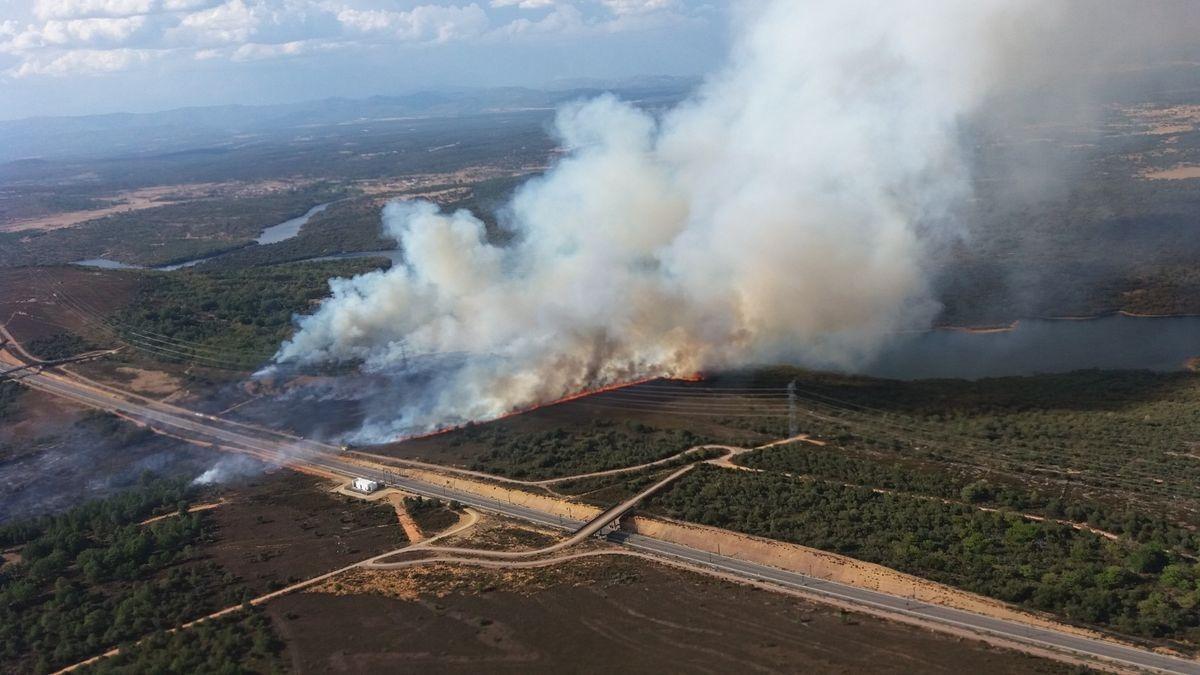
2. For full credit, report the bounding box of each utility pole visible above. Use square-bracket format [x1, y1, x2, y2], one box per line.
[788, 379, 798, 437]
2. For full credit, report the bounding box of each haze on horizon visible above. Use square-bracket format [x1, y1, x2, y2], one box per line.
[0, 0, 729, 120]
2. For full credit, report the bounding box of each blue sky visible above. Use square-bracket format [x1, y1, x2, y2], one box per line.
[0, 0, 729, 119]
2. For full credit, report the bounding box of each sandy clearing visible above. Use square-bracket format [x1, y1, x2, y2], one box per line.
[386, 493, 425, 543]
[0, 185, 202, 233]
[1120, 103, 1200, 136]
[0, 179, 310, 233]
[113, 367, 183, 397]
[138, 501, 226, 526]
[1143, 165, 1200, 180]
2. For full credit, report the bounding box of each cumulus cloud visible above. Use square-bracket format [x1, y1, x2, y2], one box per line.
[600, 0, 676, 16]
[491, 3, 582, 36]
[33, 0, 155, 20]
[2, 0, 699, 78]
[167, 0, 257, 45]
[336, 3, 488, 43]
[9, 45, 151, 75]
[490, 0, 555, 9]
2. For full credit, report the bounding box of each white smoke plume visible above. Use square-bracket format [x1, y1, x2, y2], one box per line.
[274, 0, 1043, 441]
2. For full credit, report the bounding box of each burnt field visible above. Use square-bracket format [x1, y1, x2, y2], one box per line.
[199, 471, 408, 595]
[265, 554, 1072, 674]
[0, 381, 218, 523]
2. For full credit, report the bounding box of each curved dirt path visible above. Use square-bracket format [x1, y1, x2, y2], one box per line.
[52, 508, 481, 674]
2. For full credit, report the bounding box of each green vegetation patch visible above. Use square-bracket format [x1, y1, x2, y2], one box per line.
[24, 333, 98, 361]
[464, 420, 705, 480]
[739, 443, 1200, 557]
[0, 477, 269, 673]
[722, 369, 1200, 505]
[0, 381, 21, 420]
[110, 259, 381, 369]
[81, 607, 284, 674]
[651, 465, 1200, 646]
[0, 184, 346, 268]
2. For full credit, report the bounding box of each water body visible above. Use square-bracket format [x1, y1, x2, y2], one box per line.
[293, 250, 403, 265]
[73, 202, 334, 271]
[72, 258, 142, 270]
[254, 202, 331, 245]
[861, 315, 1200, 379]
[75, 254, 225, 272]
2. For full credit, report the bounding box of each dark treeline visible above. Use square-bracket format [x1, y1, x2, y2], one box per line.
[740, 443, 1200, 557]
[83, 608, 284, 674]
[465, 420, 704, 479]
[0, 476, 282, 673]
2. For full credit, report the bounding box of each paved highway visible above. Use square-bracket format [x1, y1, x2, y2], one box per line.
[324, 457, 1200, 675]
[4, 353, 1199, 673]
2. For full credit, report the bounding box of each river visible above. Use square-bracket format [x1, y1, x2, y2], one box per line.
[73, 202, 335, 271]
[254, 202, 331, 245]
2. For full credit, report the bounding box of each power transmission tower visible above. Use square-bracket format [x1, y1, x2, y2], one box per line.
[788, 379, 798, 437]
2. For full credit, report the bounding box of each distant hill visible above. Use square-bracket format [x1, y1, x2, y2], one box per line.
[0, 79, 697, 164]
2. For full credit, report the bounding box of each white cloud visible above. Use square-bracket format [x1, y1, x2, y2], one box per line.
[33, 0, 156, 20]
[230, 38, 304, 59]
[2, 0, 706, 80]
[490, 0, 556, 9]
[600, 0, 677, 16]
[162, 0, 222, 11]
[8, 46, 152, 75]
[491, 4, 582, 36]
[38, 16, 148, 45]
[337, 3, 489, 43]
[168, 0, 257, 45]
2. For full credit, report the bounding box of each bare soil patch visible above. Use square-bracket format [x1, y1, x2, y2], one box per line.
[112, 366, 184, 397]
[267, 556, 1073, 674]
[1144, 165, 1200, 180]
[0, 181, 308, 233]
[0, 185, 190, 233]
[442, 515, 563, 553]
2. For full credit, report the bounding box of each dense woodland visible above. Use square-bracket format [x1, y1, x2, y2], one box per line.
[464, 420, 705, 479]
[24, 333, 96, 361]
[0, 477, 287, 673]
[82, 608, 283, 674]
[711, 368, 1200, 505]
[739, 443, 1200, 557]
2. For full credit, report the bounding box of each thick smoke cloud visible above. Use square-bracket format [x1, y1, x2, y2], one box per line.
[274, 0, 1043, 441]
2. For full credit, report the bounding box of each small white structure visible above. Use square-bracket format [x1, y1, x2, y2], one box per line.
[352, 477, 381, 493]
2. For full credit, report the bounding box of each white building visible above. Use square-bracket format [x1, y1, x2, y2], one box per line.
[352, 477, 381, 493]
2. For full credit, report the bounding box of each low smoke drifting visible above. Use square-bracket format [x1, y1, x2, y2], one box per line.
[273, 0, 1046, 441]
[193, 454, 269, 486]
